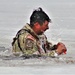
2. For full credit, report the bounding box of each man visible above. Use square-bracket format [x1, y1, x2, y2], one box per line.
[12, 7, 67, 58]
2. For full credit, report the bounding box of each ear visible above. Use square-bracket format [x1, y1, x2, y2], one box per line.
[34, 22, 40, 28]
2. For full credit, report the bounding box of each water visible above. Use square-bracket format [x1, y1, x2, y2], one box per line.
[0, 0, 75, 74]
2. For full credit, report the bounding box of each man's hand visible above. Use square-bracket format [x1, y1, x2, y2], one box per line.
[56, 42, 67, 55]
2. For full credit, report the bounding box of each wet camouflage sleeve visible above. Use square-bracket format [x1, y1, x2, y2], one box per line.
[12, 31, 38, 56]
[23, 38, 38, 55]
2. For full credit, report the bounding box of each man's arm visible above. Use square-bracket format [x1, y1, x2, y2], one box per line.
[47, 42, 67, 57]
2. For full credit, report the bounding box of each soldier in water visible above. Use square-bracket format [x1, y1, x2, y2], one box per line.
[12, 7, 67, 58]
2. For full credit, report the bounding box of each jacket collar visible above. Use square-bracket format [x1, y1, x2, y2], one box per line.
[23, 23, 39, 40]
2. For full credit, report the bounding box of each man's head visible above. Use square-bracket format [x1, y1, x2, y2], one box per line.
[30, 7, 51, 35]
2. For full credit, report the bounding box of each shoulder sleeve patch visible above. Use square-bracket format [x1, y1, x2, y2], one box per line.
[25, 38, 34, 50]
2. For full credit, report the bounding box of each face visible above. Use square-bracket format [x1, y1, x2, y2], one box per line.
[33, 21, 49, 35]
[41, 21, 49, 33]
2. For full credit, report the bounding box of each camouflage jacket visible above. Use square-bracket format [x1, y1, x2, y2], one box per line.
[12, 23, 57, 57]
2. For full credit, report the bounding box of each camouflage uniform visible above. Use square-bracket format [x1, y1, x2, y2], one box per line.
[12, 23, 57, 57]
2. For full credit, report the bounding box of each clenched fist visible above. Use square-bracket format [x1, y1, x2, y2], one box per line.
[56, 42, 67, 55]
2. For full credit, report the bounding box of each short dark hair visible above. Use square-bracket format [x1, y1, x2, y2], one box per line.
[30, 7, 51, 27]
